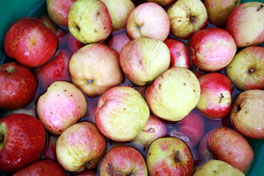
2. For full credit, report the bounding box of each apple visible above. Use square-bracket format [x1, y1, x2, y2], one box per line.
[67, 33, 84, 53]
[4, 105, 36, 117]
[230, 90, 264, 139]
[72, 171, 97, 176]
[120, 38, 170, 86]
[101, 0, 135, 31]
[167, 0, 208, 39]
[13, 160, 65, 176]
[189, 28, 237, 72]
[197, 73, 232, 119]
[39, 14, 58, 34]
[226, 2, 264, 47]
[0, 114, 46, 173]
[193, 160, 245, 176]
[204, 0, 240, 27]
[35, 49, 71, 91]
[146, 0, 176, 7]
[37, 81, 88, 134]
[126, 2, 170, 41]
[4, 17, 58, 67]
[107, 28, 131, 53]
[226, 46, 264, 91]
[100, 145, 148, 176]
[69, 43, 124, 97]
[132, 115, 167, 147]
[146, 137, 194, 176]
[68, 0, 112, 43]
[164, 38, 190, 68]
[95, 86, 150, 142]
[56, 122, 106, 172]
[42, 135, 58, 161]
[146, 67, 200, 121]
[0, 62, 37, 110]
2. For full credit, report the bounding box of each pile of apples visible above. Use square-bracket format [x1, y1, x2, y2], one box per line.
[0, 0, 264, 175]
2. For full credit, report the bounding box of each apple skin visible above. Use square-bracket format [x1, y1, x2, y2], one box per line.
[126, 2, 170, 41]
[35, 49, 71, 91]
[95, 86, 150, 142]
[189, 28, 237, 72]
[100, 146, 148, 176]
[226, 2, 264, 47]
[39, 14, 58, 34]
[0, 62, 37, 110]
[56, 122, 106, 172]
[68, 0, 112, 43]
[164, 38, 190, 68]
[146, 0, 176, 7]
[226, 46, 264, 91]
[230, 90, 264, 139]
[107, 28, 131, 53]
[37, 81, 88, 135]
[167, 0, 208, 39]
[120, 38, 170, 86]
[69, 43, 124, 97]
[197, 73, 232, 119]
[13, 160, 65, 176]
[146, 67, 200, 121]
[146, 137, 194, 176]
[0, 114, 46, 173]
[67, 33, 84, 53]
[4, 17, 58, 67]
[204, 0, 240, 27]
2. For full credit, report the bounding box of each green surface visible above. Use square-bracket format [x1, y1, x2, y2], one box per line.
[0, 0, 264, 175]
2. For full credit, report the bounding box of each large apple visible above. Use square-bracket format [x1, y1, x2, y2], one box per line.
[107, 28, 131, 53]
[95, 86, 150, 142]
[230, 90, 264, 139]
[0, 62, 37, 110]
[120, 38, 170, 86]
[226, 46, 264, 91]
[126, 2, 170, 41]
[37, 81, 88, 134]
[226, 2, 264, 47]
[189, 28, 237, 72]
[4, 17, 58, 67]
[146, 0, 176, 7]
[0, 114, 46, 173]
[69, 43, 124, 97]
[68, 0, 112, 43]
[146, 137, 194, 176]
[56, 122, 106, 172]
[167, 0, 208, 39]
[100, 146, 148, 176]
[146, 67, 200, 121]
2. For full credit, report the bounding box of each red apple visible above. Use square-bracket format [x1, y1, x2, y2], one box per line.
[42, 135, 58, 161]
[4, 17, 58, 67]
[0, 114, 46, 173]
[164, 38, 190, 68]
[67, 33, 84, 53]
[100, 145, 148, 175]
[197, 73, 232, 119]
[13, 160, 65, 176]
[107, 28, 131, 53]
[0, 62, 37, 110]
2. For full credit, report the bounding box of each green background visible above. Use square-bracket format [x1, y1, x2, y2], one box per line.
[0, 0, 264, 175]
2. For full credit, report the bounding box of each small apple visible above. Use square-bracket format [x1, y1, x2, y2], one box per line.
[13, 160, 65, 176]
[126, 2, 170, 41]
[100, 146, 148, 176]
[120, 38, 170, 86]
[197, 73, 232, 119]
[68, 0, 112, 43]
[226, 46, 264, 91]
[146, 137, 194, 176]
[37, 81, 88, 134]
[146, 67, 200, 121]
[56, 122, 106, 172]
[189, 28, 237, 72]
[0, 62, 37, 110]
[95, 86, 150, 142]
[4, 17, 58, 67]
[69, 43, 124, 97]
[146, 0, 176, 7]
[164, 38, 190, 68]
[167, 0, 208, 39]
[0, 114, 46, 173]
[67, 33, 84, 53]
[230, 90, 264, 139]
[107, 28, 131, 53]
[226, 2, 264, 47]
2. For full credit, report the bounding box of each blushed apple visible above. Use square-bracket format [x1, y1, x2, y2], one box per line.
[126, 2, 170, 41]
[107, 28, 131, 53]
[146, 0, 176, 7]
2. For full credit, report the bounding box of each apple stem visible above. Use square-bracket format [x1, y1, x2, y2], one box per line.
[257, 4, 263, 11]
[248, 68, 255, 74]
[190, 16, 196, 24]
[174, 150, 181, 162]
[0, 134, 4, 144]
